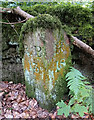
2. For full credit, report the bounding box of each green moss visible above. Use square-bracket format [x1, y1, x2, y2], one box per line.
[78, 24, 93, 44]
[31, 4, 48, 14]
[2, 2, 93, 56]
[54, 55, 72, 100]
[21, 3, 93, 46]
[25, 81, 36, 98]
[2, 22, 23, 50]
[19, 3, 94, 49]
[20, 2, 92, 27]
[21, 6, 38, 17]
[19, 14, 62, 57]
[47, 4, 92, 26]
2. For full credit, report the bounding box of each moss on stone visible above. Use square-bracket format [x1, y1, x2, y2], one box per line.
[2, 22, 23, 51]
[19, 14, 62, 57]
[25, 81, 36, 98]
[20, 3, 93, 47]
[3, 3, 93, 52]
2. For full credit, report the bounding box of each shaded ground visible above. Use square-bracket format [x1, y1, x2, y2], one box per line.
[0, 81, 93, 119]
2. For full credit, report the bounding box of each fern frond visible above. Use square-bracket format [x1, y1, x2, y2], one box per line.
[56, 67, 93, 117]
[66, 67, 86, 97]
[56, 100, 70, 117]
[72, 104, 87, 117]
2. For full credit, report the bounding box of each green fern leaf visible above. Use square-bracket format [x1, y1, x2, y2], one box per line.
[66, 67, 86, 97]
[56, 100, 65, 108]
[66, 67, 86, 80]
[88, 104, 92, 113]
[80, 87, 90, 98]
[68, 97, 75, 106]
[83, 91, 92, 108]
[57, 67, 93, 117]
[57, 108, 64, 115]
[72, 104, 87, 117]
[56, 100, 70, 117]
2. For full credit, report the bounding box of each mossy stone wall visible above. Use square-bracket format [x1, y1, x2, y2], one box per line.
[2, 13, 25, 83]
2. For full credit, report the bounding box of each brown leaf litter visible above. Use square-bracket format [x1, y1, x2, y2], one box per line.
[0, 81, 93, 119]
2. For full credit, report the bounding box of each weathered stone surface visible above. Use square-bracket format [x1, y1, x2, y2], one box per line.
[2, 13, 25, 83]
[0, 25, 2, 81]
[73, 46, 94, 84]
[0, 91, 4, 117]
[2, 47, 25, 83]
[0, 61, 2, 81]
[23, 27, 71, 110]
[0, 82, 8, 91]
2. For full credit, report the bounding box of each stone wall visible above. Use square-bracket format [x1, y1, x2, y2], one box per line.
[2, 44, 25, 83]
[72, 46, 94, 84]
[2, 13, 25, 83]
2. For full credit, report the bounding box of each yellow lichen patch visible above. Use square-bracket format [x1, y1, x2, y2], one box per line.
[43, 72, 46, 86]
[27, 41, 69, 89]
[24, 54, 30, 72]
[30, 51, 33, 55]
[34, 72, 40, 80]
[65, 46, 70, 58]
[24, 33, 70, 93]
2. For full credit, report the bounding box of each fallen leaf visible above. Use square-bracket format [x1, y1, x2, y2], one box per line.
[37, 109, 49, 118]
[0, 115, 4, 119]
[29, 109, 37, 118]
[71, 114, 79, 118]
[84, 112, 89, 115]
[20, 112, 30, 118]
[20, 100, 29, 106]
[20, 105, 27, 112]
[29, 98, 38, 108]
[5, 114, 13, 118]
[13, 111, 21, 118]
[0, 92, 4, 98]
[82, 115, 89, 118]
[0, 102, 2, 108]
[14, 83, 22, 90]
[9, 81, 13, 84]
[4, 110, 13, 118]
[21, 94, 26, 101]
[17, 94, 22, 103]
[7, 91, 18, 101]
[32, 114, 37, 119]
[12, 102, 20, 111]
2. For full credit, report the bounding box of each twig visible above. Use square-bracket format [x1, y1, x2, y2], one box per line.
[0, 18, 28, 24]
[6, 17, 19, 37]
